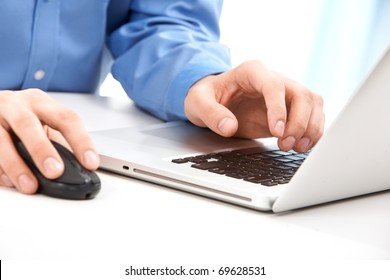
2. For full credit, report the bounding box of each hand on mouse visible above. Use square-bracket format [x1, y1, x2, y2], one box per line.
[0, 89, 100, 194]
[185, 60, 325, 152]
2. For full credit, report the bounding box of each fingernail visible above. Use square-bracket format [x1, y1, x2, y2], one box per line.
[274, 120, 285, 137]
[83, 150, 99, 168]
[18, 174, 35, 193]
[43, 157, 63, 176]
[218, 117, 235, 135]
[282, 136, 296, 151]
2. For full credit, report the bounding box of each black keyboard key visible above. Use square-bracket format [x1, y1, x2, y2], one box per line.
[273, 157, 294, 163]
[244, 174, 274, 183]
[276, 178, 291, 184]
[173, 147, 310, 187]
[261, 180, 279, 187]
[272, 150, 294, 156]
[191, 161, 228, 170]
[208, 168, 227, 175]
[171, 158, 189, 164]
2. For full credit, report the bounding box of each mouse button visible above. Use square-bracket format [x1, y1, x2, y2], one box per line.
[53, 143, 91, 174]
[51, 141, 75, 161]
[68, 157, 84, 172]
[55, 159, 88, 185]
[88, 170, 101, 184]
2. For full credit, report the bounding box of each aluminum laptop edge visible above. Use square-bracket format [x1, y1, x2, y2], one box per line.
[91, 46, 390, 213]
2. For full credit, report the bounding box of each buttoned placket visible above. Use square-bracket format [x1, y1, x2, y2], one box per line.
[22, 0, 60, 90]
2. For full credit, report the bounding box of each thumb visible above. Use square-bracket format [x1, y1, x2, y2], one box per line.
[215, 111, 238, 137]
[185, 76, 238, 137]
[199, 102, 239, 137]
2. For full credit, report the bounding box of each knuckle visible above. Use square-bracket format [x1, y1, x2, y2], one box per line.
[300, 89, 315, 104]
[0, 90, 13, 100]
[56, 107, 80, 124]
[293, 119, 307, 133]
[307, 122, 325, 143]
[18, 88, 48, 103]
[9, 112, 34, 132]
[23, 88, 46, 96]
[314, 118, 325, 138]
[189, 82, 207, 97]
[290, 110, 307, 132]
[238, 60, 267, 77]
[300, 90, 324, 108]
[13, 112, 36, 131]
[270, 75, 285, 88]
[241, 59, 263, 69]
[314, 93, 324, 107]
[0, 91, 18, 111]
[262, 76, 285, 96]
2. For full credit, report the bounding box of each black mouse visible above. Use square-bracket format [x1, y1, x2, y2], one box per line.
[13, 137, 101, 200]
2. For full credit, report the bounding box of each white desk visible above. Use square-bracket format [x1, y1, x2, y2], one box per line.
[1, 93, 390, 266]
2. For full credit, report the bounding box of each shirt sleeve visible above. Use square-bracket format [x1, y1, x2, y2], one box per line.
[107, 0, 231, 121]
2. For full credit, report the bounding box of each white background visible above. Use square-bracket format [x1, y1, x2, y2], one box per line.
[101, 0, 390, 125]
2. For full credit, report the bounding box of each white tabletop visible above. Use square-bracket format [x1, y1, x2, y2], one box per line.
[1, 93, 389, 277]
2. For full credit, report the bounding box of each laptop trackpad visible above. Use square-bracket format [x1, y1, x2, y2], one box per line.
[140, 122, 264, 149]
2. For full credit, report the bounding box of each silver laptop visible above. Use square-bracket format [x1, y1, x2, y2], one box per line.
[91, 47, 390, 212]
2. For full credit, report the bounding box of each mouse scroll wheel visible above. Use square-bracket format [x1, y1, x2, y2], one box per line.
[70, 160, 83, 171]
[54, 159, 89, 184]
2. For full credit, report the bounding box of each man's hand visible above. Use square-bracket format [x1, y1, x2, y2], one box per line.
[0, 89, 99, 194]
[185, 60, 325, 152]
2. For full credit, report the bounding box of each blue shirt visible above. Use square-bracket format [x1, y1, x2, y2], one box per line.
[0, 0, 231, 121]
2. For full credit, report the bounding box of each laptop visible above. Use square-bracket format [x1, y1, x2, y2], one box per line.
[91, 46, 390, 212]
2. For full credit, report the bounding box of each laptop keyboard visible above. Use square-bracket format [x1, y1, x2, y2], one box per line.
[171, 147, 310, 187]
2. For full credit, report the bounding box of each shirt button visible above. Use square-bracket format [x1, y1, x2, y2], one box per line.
[34, 70, 46, 80]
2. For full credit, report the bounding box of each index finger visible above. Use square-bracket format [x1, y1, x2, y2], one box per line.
[33, 94, 100, 171]
[233, 61, 287, 137]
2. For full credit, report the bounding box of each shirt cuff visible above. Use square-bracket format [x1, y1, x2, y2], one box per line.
[166, 60, 231, 120]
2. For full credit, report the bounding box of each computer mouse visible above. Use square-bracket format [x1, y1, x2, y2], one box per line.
[13, 137, 101, 200]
